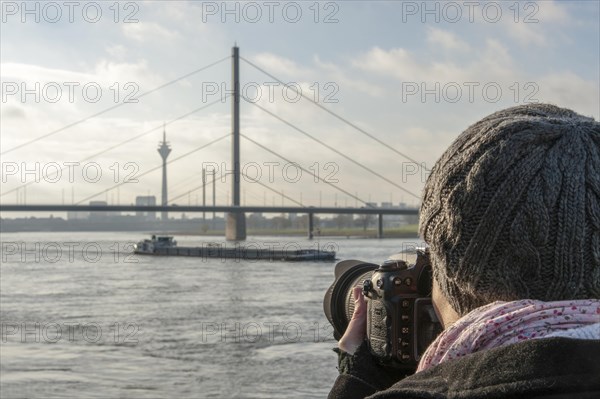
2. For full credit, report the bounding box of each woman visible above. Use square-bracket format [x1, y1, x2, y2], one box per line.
[329, 104, 600, 399]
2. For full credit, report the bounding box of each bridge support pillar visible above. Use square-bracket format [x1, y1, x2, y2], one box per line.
[377, 214, 383, 238]
[308, 213, 314, 240]
[226, 212, 246, 241]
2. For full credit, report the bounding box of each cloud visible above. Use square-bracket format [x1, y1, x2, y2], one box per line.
[1, 63, 93, 84]
[537, 0, 571, 24]
[250, 52, 384, 97]
[92, 59, 163, 89]
[351, 47, 421, 81]
[426, 27, 470, 51]
[1, 60, 161, 89]
[352, 38, 516, 84]
[351, 46, 470, 83]
[536, 72, 599, 118]
[506, 22, 547, 46]
[313, 55, 384, 97]
[105, 44, 129, 60]
[503, 0, 571, 47]
[251, 53, 312, 79]
[122, 22, 180, 43]
[1, 105, 26, 119]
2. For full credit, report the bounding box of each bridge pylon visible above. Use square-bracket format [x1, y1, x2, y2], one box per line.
[225, 44, 247, 240]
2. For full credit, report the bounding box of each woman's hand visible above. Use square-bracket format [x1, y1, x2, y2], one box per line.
[337, 286, 367, 355]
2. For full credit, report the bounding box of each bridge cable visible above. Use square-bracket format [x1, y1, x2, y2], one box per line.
[240, 56, 429, 172]
[75, 134, 229, 204]
[169, 174, 220, 204]
[1, 96, 230, 198]
[240, 133, 370, 207]
[238, 171, 304, 206]
[1, 56, 230, 155]
[169, 170, 304, 207]
[243, 97, 421, 200]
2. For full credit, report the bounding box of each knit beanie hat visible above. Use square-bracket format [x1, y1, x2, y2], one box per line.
[419, 103, 600, 316]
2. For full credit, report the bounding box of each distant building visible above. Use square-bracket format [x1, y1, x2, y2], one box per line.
[67, 211, 88, 220]
[247, 213, 267, 229]
[381, 202, 394, 208]
[89, 201, 107, 220]
[135, 196, 157, 221]
[89, 200, 120, 220]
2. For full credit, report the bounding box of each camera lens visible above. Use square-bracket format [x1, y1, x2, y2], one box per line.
[323, 260, 378, 340]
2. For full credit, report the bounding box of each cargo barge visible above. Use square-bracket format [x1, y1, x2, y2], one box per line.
[133, 235, 336, 261]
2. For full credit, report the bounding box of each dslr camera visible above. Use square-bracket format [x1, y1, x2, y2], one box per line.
[323, 249, 442, 373]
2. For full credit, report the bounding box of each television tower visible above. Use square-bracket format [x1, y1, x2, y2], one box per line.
[158, 123, 171, 221]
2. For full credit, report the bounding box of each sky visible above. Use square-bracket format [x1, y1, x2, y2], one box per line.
[1, 0, 599, 216]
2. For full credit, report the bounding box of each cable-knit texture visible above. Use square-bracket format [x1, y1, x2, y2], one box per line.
[419, 104, 600, 316]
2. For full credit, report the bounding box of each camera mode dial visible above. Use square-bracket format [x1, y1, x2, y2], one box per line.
[380, 259, 408, 271]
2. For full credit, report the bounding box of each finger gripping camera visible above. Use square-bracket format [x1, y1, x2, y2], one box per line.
[323, 249, 442, 372]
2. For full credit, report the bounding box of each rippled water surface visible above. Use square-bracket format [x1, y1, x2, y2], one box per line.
[0, 232, 421, 398]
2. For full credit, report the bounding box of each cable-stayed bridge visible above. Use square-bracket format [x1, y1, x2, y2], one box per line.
[0, 46, 424, 240]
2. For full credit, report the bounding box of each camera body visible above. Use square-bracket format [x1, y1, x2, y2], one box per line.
[363, 250, 441, 369]
[323, 249, 442, 372]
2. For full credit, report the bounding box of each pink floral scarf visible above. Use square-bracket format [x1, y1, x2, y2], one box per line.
[417, 299, 600, 372]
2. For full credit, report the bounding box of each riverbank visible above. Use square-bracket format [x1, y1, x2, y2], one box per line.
[169, 225, 420, 239]
[0, 218, 419, 238]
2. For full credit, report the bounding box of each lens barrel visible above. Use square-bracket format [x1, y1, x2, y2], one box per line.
[323, 260, 378, 340]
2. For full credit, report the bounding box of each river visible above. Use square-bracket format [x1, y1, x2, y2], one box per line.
[0, 232, 423, 398]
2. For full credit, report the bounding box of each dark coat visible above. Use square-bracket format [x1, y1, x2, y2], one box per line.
[329, 337, 600, 399]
